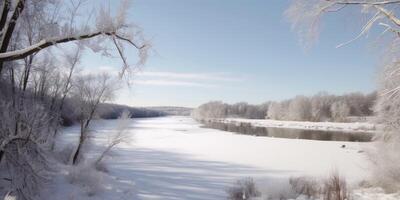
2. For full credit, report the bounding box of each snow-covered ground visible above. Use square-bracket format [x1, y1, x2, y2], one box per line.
[48, 116, 395, 199]
[211, 118, 380, 133]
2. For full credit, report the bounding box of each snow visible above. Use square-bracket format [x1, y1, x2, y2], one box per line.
[353, 188, 400, 200]
[48, 116, 393, 199]
[213, 118, 380, 133]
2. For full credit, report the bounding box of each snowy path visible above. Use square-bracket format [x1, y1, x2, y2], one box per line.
[55, 116, 372, 199]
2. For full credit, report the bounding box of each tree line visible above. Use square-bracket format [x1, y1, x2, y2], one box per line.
[192, 92, 376, 122]
[0, 0, 148, 199]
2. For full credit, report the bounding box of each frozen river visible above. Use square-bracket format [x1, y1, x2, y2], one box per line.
[56, 116, 371, 199]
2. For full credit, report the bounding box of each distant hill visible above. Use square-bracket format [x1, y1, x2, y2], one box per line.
[146, 106, 193, 116]
[97, 104, 192, 119]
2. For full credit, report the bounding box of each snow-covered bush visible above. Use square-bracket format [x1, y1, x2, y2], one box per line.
[55, 146, 75, 165]
[226, 177, 261, 200]
[66, 164, 106, 196]
[238, 173, 351, 200]
[289, 172, 350, 200]
[94, 160, 109, 173]
[289, 176, 320, 199]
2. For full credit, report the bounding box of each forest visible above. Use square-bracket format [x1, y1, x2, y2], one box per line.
[193, 92, 376, 122]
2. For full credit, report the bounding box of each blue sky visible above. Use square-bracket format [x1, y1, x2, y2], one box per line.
[82, 0, 379, 107]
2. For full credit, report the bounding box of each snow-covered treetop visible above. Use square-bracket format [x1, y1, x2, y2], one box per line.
[0, 0, 149, 78]
[286, 0, 400, 48]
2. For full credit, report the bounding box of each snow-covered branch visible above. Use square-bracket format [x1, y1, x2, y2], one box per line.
[0, 31, 146, 62]
[373, 5, 400, 26]
[333, 0, 400, 5]
[286, 0, 400, 48]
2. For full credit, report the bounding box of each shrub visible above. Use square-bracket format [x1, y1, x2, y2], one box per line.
[227, 177, 261, 200]
[231, 173, 352, 200]
[54, 146, 75, 164]
[94, 160, 109, 173]
[66, 164, 105, 196]
[322, 172, 351, 200]
[289, 176, 320, 198]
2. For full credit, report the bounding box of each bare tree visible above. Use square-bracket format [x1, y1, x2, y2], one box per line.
[287, 95, 312, 121]
[311, 92, 333, 121]
[286, 0, 400, 189]
[49, 44, 82, 149]
[195, 93, 374, 122]
[330, 101, 350, 122]
[70, 73, 117, 165]
[0, 0, 150, 198]
[267, 101, 287, 120]
[0, 97, 55, 199]
[94, 110, 131, 170]
[191, 101, 228, 119]
[0, 0, 149, 77]
[286, 0, 400, 48]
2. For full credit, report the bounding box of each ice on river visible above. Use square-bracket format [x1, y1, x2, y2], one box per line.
[51, 116, 371, 199]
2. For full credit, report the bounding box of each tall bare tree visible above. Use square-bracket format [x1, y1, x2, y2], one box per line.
[70, 73, 116, 165]
[0, 0, 149, 77]
[0, 0, 149, 198]
[286, 0, 400, 189]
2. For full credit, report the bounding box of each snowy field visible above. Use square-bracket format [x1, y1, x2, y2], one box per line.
[49, 116, 385, 199]
[212, 118, 379, 133]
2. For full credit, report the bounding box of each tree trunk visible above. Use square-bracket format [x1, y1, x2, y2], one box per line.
[0, 1, 11, 31]
[71, 141, 82, 165]
[71, 121, 87, 165]
[0, 0, 25, 76]
[0, 150, 4, 164]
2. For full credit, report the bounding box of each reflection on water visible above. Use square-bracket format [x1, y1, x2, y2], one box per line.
[200, 120, 373, 142]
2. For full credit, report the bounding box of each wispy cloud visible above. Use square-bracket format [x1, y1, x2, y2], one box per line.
[138, 71, 243, 82]
[133, 79, 218, 88]
[131, 70, 243, 88]
[81, 66, 120, 76]
[80, 66, 243, 88]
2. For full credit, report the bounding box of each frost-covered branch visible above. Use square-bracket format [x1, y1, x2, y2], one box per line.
[0, 0, 149, 78]
[70, 73, 118, 165]
[286, 0, 400, 48]
[373, 5, 400, 26]
[0, 31, 146, 62]
[95, 110, 130, 166]
[0, 1, 11, 35]
[333, 0, 400, 5]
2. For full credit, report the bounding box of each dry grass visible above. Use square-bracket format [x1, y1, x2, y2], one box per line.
[287, 172, 351, 200]
[66, 164, 106, 196]
[227, 177, 261, 200]
[289, 176, 320, 198]
[322, 172, 351, 200]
